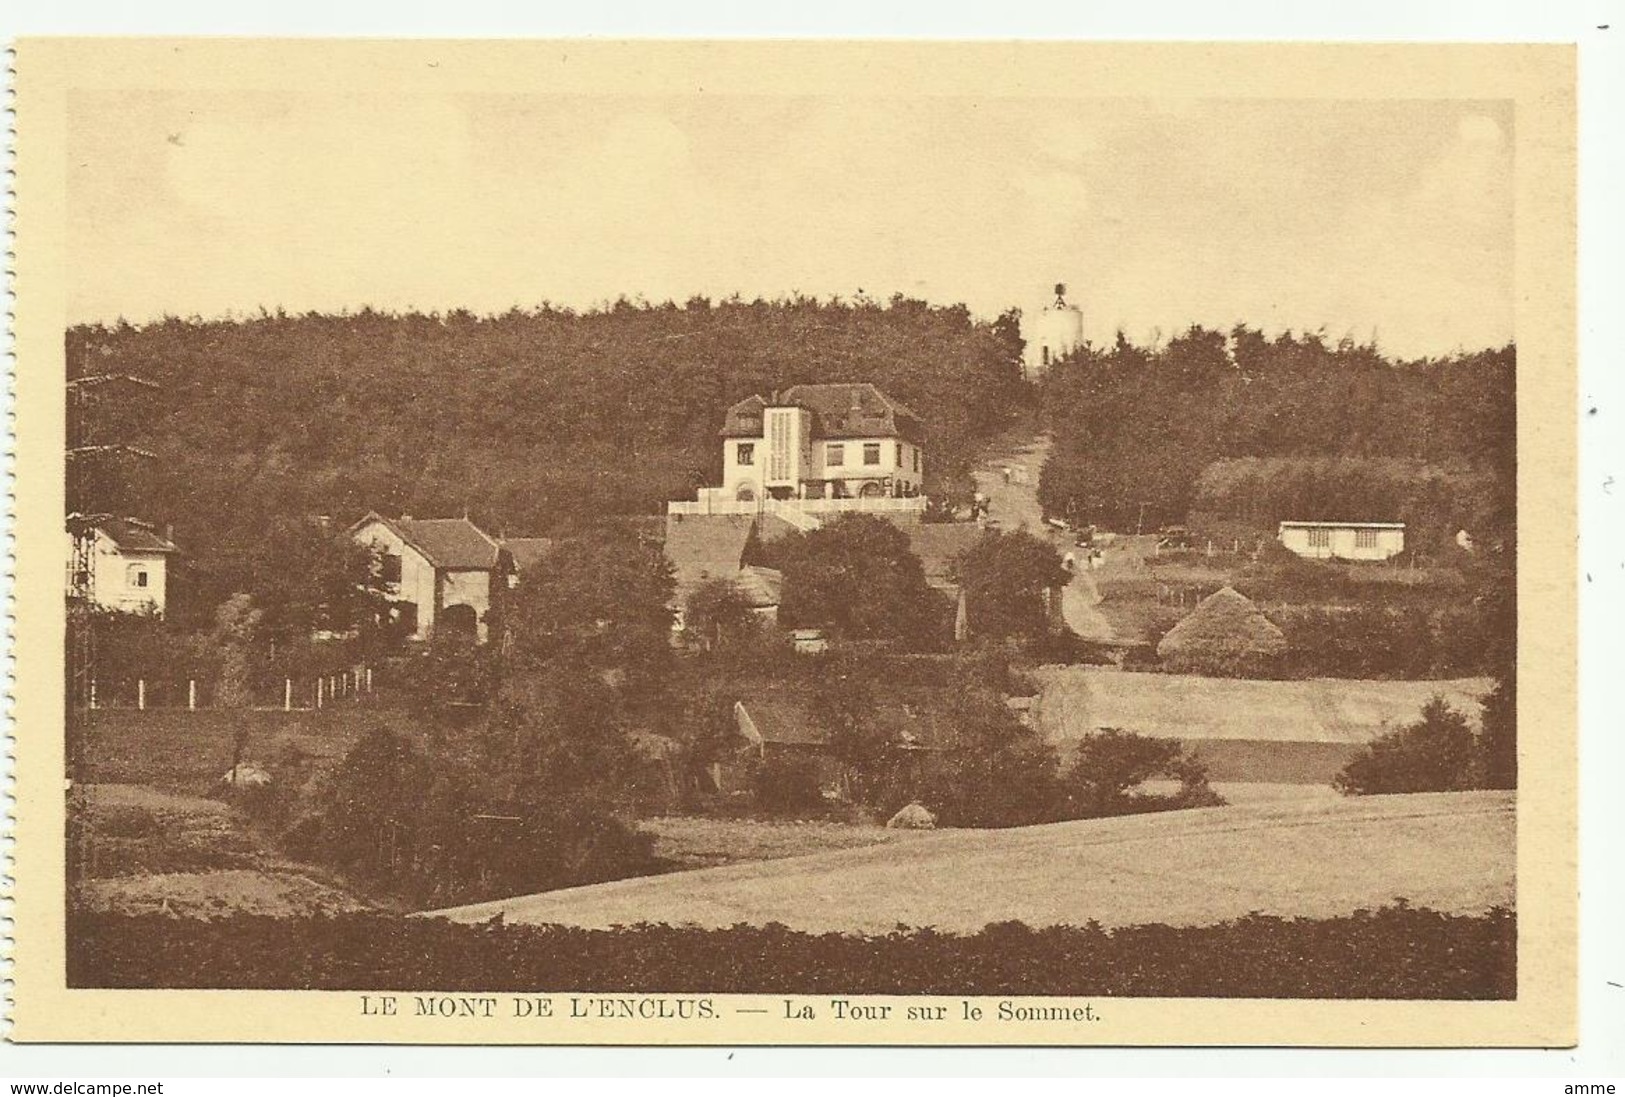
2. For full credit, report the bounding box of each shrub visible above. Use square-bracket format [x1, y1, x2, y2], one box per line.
[1056, 730, 1223, 818]
[68, 905, 1517, 999]
[1334, 697, 1481, 795]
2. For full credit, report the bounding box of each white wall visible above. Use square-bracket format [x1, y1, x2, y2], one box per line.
[1279, 525, 1405, 561]
[81, 530, 168, 615]
[353, 519, 438, 639]
[721, 430, 924, 499]
[441, 568, 493, 641]
[1022, 305, 1084, 380]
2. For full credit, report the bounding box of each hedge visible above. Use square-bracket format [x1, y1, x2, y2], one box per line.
[70, 904, 1514, 999]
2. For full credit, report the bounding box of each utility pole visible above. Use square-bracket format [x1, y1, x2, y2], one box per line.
[65, 353, 159, 898]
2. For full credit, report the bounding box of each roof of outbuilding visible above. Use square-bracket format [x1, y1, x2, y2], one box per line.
[502, 537, 555, 571]
[352, 513, 500, 570]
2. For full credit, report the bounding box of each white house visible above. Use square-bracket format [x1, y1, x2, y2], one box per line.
[1278, 520, 1406, 562]
[675, 383, 928, 519]
[65, 517, 178, 616]
[350, 513, 501, 642]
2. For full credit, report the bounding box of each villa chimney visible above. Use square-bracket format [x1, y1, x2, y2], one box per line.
[164, 523, 174, 543]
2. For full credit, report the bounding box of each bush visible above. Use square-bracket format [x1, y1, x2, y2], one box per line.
[752, 755, 825, 816]
[1056, 730, 1223, 818]
[1334, 698, 1481, 795]
[1025, 628, 1116, 666]
[294, 726, 659, 905]
[68, 905, 1516, 999]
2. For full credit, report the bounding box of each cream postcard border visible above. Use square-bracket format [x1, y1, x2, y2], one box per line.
[9, 38, 1578, 1046]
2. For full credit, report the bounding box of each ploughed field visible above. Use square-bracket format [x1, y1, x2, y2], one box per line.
[432, 790, 1514, 934]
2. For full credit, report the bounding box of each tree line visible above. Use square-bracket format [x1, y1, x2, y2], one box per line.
[68, 295, 1025, 628]
[1036, 326, 1515, 552]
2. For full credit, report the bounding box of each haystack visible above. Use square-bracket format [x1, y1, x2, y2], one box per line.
[1156, 586, 1286, 673]
[887, 801, 937, 830]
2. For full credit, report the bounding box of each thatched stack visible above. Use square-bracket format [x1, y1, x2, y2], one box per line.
[1156, 586, 1286, 675]
[887, 801, 938, 830]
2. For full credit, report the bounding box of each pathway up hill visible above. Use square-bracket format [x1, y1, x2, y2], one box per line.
[969, 427, 1115, 642]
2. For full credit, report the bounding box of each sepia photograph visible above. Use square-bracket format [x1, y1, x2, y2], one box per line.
[10, 37, 1580, 1047]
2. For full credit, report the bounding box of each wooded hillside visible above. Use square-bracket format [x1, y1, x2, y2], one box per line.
[68, 296, 1025, 625]
[1036, 327, 1515, 553]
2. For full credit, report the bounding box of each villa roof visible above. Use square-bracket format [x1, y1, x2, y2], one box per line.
[720, 383, 924, 441]
[352, 513, 500, 570]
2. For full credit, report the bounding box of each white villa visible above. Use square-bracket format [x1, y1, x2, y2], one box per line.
[65, 517, 178, 616]
[673, 383, 928, 520]
[1278, 520, 1406, 562]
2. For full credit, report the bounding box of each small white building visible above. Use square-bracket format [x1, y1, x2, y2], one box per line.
[66, 517, 178, 616]
[350, 513, 501, 642]
[1278, 520, 1406, 562]
[1021, 284, 1085, 381]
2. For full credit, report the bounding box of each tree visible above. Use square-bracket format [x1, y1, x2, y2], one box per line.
[811, 657, 893, 803]
[683, 577, 760, 651]
[772, 513, 936, 645]
[226, 520, 390, 650]
[1334, 697, 1481, 795]
[952, 528, 1071, 641]
[1055, 729, 1219, 818]
[921, 684, 1060, 828]
[1478, 678, 1516, 790]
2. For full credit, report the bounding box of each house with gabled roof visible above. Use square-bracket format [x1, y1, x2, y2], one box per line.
[350, 512, 501, 642]
[65, 517, 178, 616]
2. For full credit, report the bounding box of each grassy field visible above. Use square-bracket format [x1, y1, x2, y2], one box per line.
[434, 790, 1515, 934]
[81, 704, 414, 793]
[1031, 666, 1492, 747]
[77, 783, 374, 917]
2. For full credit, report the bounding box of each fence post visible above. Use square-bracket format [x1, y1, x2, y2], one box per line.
[284, 678, 292, 712]
[137, 678, 146, 711]
[366, 667, 373, 693]
[188, 679, 197, 711]
[316, 677, 323, 710]
[90, 680, 98, 710]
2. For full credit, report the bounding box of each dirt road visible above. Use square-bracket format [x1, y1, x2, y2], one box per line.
[971, 431, 1114, 642]
[429, 790, 1513, 934]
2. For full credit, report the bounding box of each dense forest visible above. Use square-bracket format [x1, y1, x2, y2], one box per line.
[1036, 327, 1516, 555]
[68, 296, 1026, 626]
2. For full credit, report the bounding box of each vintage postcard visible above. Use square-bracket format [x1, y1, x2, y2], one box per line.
[10, 39, 1577, 1045]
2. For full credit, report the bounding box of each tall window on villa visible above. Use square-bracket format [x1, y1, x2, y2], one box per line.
[768, 410, 793, 481]
[825, 442, 844, 467]
[381, 553, 403, 584]
[1355, 528, 1379, 550]
[1307, 528, 1331, 549]
[863, 443, 881, 465]
[737, 442, 755, 465]
[126, 564, 149, 589]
